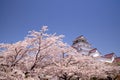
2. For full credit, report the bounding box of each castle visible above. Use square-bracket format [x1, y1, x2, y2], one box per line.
[72, 35, 120, 63]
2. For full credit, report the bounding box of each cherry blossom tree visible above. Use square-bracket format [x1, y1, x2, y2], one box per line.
[43, 49, 119, 80]
[0, 26, 68, 79]
[0, 26, 119, 80]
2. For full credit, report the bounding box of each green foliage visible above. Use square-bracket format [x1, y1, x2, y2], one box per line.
[117, 62, 120, 66]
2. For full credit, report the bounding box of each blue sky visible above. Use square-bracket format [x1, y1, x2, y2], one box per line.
[0, 0, 120, 56]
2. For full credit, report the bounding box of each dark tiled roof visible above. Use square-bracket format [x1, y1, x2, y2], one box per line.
[73, 35, 86, 41]
[114, 57, 120, 62]
[76, 35, 84, 39]
[89, 48, 97, 53]
[104, 53, 115, 59]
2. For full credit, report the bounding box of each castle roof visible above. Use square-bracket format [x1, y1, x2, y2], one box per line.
[114, 57, 120, 62]
[73, 35, 86, 41]
[89, 48, 97, 53]
[103, 53, 115, 59]
[73, 35, 90, 45]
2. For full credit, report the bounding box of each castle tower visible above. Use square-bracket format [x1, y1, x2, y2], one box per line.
[72, 35, 115, 63]
[72, 35, 93, 55]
